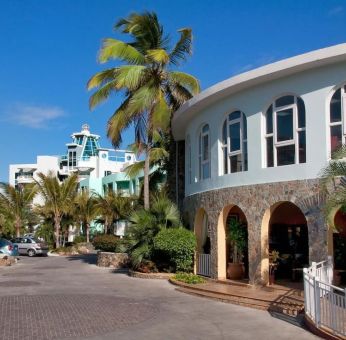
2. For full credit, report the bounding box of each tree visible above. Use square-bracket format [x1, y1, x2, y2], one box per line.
[0, 183, 37, 237]
[74, 190, 98, 243]
[35, 171, 78, 248]
[94, 190, 134, 234]
[88, 11, 200, 210]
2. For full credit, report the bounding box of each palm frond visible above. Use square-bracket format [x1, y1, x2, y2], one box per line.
[98, 38, 145, 64]
[88, 79, 119, 110]
[125, 161, 145, 178]
[169, 28, 192, 66]
[151, 91, 171, 131]
[87, 68, 119, 90]
[146, 49, 170, 65]
[168, 71, 200, 95]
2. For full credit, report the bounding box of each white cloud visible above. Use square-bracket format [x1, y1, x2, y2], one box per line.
[328, 6, 343, 16]
[3, 103, 66, 128]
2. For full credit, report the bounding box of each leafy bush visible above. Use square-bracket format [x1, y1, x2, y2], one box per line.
[173, 273, 205, 284]
[73, 235, 86, 244]
[92, 234, 119, 252]
[153, 228, 196, 272]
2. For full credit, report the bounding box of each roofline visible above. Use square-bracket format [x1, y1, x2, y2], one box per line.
[172, 43, 346, 140]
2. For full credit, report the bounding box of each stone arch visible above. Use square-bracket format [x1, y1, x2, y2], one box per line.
[217, 204, 248, 279]
[261, 201, 308, 284]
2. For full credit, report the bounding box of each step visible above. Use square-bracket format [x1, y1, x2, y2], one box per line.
[176, 287, 304, 316]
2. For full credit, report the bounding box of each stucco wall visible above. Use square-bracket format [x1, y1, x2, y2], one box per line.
[184, 61, 346, 196]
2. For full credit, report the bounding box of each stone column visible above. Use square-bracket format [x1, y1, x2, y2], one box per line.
[306, 208, 328, 263]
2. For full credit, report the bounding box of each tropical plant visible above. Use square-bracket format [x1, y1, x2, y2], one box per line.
[269, 250, 280, 276]
[0, 183, 37, 237]
[94, 191, 134, 234]
[227, 218, 247, 264]
[320, 145, 346, 228]
[87, 11, 200, 210]
[125, 193, 180, 268]
[153, 228, 196, 272]
[35, 171, 78, 248]
[74, 190, 98, 243]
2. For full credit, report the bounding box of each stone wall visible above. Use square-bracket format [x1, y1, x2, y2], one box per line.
[185, 179, 328, 284]
[97, 252, 129, 269]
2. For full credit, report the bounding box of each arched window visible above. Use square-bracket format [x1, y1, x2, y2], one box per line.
[264, 95, 306, 167]
[221, 111, 248, 174]
[186, 135, 192, 184]
[198, 124, 210, 180]
[329, 85, 346, 154]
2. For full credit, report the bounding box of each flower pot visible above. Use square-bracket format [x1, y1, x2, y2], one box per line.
[269, 273, 275, 285]
[227, 262, 244, 280]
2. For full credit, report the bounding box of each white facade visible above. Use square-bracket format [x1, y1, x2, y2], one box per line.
[9, 124, 137, 204]
[172, 43, 346, 197]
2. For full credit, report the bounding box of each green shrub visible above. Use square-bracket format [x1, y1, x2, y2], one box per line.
[92, 234, 119, 252]
[73, 235, 86, 244]
[153, 228, 196, 272]
[173, 273, 205, 284]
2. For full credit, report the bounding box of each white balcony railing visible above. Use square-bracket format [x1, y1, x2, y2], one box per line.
[304, 256, 346, 337]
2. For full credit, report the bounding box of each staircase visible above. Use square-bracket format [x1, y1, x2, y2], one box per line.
[172, 279, 305, 317]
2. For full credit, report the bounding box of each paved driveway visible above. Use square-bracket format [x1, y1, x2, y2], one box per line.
[0, 255, 317, 340]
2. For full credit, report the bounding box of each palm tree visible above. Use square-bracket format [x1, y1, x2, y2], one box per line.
[320, 146, 346, 227]
[94, 190, 134, 234]
[35, 171, 78, 248]
[87, 11, 200, 209]
[74, 190, 98, 243]
[0, 183, 37, 237]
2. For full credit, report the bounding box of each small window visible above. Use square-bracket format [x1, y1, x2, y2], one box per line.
[198, 124, 210, 180]
[264, 95, 306, 167]
[329, 86, 346, 154]
[221, 111, 248, 174]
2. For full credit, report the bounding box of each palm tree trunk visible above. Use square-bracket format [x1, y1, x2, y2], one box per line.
[15, 219, 21, 238]
[144, 150, 150, 210]
[54, 216, 61, 249]
[86, 222, 90, 243]
[104, 218, 108, 234]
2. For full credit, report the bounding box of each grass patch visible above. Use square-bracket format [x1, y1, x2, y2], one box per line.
[173, 273, 206, 284]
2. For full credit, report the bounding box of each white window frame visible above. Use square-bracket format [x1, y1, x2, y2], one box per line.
[329, 85, 346, 155]
[221, 111, 247, 174]
[265, 96, 306, 167]
[198, 125, 210, 181]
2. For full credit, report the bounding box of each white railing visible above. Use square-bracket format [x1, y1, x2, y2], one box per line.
[197, 253, 211, 277]
[304, 256, 346, 337]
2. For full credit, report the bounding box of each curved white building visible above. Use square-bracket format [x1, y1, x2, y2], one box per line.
[172, 43, 346, 284]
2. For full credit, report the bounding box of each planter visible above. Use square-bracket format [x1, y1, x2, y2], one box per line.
[227, 262, 244, 280]
[97, 252, 129, 268]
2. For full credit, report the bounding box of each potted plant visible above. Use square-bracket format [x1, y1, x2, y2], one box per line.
[227, 218, 247, 280]
[269, 250, 280, 285]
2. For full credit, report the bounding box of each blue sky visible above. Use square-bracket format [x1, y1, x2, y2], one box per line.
[0, 0, 345, 181]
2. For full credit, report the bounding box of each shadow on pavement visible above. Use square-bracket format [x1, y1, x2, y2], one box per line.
[65, 254, 98, 265]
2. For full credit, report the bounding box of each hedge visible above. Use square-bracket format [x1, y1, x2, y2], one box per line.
[153, 228, 196, 272]
[92, 234, 119, 252]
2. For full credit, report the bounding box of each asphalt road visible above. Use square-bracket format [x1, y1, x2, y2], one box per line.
[0, 255, 318, 340]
